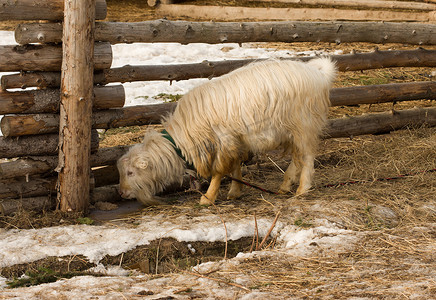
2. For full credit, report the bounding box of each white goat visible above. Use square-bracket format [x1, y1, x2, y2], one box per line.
[117, 58, 336, 205]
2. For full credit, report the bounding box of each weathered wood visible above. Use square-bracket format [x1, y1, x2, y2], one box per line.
[247, 0, 436, 11]
[0, 103, 176, 137]
[0, 196, 54, 215]
[0, 145, 129, 179]
[0, 184, 123, 215]
[3, 48, 435, 89]
[1, 113, 60, 137]
[0, 131, 99, 159]
[0, 176, 57, 200]
[4, 81, 435, 137]
[0, 85, 125, 114]
[0, 0, 107, 21]
[92, 103, 178, 129]
[1, 103, 175, 137]
[0, 42, 111, 72]
[330, 81, 436, 107]
[326, 107, 436, 139]
[57, 0, 96, 212]
[157, 4, 435, 22]
[15, 20, 436, 45]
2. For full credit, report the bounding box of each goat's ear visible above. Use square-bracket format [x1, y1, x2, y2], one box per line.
[133, 156, 150, 169]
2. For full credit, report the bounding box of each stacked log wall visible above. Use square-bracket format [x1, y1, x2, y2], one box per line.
[1, 3, 436, 214]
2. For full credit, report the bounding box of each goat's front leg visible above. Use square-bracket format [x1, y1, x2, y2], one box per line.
[200, 174, 223, 205]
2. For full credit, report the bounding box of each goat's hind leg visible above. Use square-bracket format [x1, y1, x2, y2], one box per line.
[278, 146, 302, 194]
[227, 163, 243, 200]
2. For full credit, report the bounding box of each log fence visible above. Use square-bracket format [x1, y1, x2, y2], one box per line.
[0, 1, 435, 214]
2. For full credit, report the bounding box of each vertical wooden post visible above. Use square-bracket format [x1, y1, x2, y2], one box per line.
[57, 0, 96, 212]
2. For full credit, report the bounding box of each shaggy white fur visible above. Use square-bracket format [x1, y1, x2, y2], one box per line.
[118, 58, 337, 205]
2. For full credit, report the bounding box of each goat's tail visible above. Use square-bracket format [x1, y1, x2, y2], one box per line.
[307, 57, 337, 84]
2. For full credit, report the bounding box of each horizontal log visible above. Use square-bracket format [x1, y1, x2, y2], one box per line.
[0, 85, 125, 114]
[15, 20, 436, 45]
[0, 184, 124, 215]
[0, 0, 107, 21]
[0, 42, 112, 72]
[0, 103, 176, 137]
[0, 145, 129, 179]
[157, 4, 435, 22]
[0, 196, 53, 215]
[0, 176, 57, 200]
[3, 48, 435, 89]
[247, 0, 436, 11]
[3, 81, 435, 137]
[0, 164, 120, 202]
[330, 81, 436, 107]
[326, 107, 436, 138]
[0, 130, 99, 159]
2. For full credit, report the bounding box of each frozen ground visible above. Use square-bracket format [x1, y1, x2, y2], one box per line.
[0, 214, 361, 299]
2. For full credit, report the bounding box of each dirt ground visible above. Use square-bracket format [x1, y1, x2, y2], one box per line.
[0, 0, 436, 298]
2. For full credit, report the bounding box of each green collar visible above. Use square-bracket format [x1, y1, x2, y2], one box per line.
[161, 129, 194, 170]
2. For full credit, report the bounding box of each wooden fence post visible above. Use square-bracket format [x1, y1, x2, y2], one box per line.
[57, 0, 96, 212]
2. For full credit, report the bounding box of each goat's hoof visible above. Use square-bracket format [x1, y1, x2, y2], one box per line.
[200, 195, 214, 206]
[278, 188, 290, 194]
[227, 190, 242, 200]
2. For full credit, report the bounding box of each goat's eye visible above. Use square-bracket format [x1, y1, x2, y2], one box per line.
[127, 171, 134, 177]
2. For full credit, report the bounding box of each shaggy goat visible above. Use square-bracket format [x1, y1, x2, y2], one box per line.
[117, 58, 336, 205]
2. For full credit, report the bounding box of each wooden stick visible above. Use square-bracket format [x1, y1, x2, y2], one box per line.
[257, 211, 281, 251]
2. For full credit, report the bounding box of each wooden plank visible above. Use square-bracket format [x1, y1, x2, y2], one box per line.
[0, 43, 112, 72]
[247, 0, 436, 11]
[0, 0, 107, 21]
[3, 48, 436, 89]
[0, 85, 125, 114]
[57, 0, 96, 212]
[156, 4, 435, 22]
[15, 20, 436, 45]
